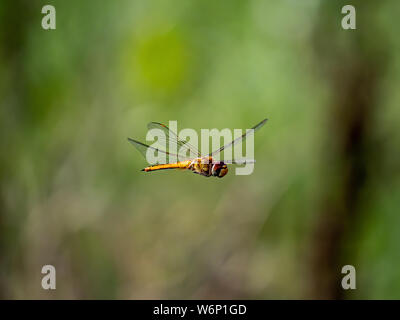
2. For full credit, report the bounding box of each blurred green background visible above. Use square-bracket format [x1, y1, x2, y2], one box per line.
[0, 0, 399, 299]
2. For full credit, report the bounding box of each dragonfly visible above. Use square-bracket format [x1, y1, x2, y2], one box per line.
[128, 118, 268, 178]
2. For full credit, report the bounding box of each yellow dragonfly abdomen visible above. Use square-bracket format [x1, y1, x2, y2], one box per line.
[141, 160, 192, 172]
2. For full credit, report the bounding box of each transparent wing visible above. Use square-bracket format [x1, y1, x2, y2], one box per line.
[209, 118, 268, 157]
[127, 138, 190, 164]
[147, 122, 201, 158]
[223, 159, 256, 165]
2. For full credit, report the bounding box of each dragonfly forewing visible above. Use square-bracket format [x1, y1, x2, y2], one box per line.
[147, 122, 201, 160]
[208, 118, 268, 157]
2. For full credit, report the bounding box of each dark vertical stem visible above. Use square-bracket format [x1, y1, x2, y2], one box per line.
[310, 2, 387, 299]
[0, 0, 37, 298]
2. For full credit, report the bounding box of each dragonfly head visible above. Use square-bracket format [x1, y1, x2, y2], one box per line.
[212, 162, 228, 178]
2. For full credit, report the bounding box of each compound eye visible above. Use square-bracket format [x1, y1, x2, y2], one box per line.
[218, 166, 228, 178]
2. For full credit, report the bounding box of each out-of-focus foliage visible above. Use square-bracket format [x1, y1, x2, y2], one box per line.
[0, 0, 399, 299]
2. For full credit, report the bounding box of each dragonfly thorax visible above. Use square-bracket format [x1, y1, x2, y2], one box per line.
[189, 157, 228, 178]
